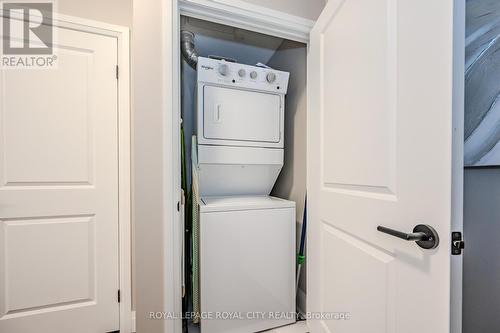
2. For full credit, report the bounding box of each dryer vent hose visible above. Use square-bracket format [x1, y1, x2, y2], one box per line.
[181, 30, 198, 69]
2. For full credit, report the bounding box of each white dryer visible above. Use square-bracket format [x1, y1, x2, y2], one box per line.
[196, 57, 290, 196]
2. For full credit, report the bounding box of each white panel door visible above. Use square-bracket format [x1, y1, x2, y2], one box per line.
[0, 24, 119, 332]
[308, 0, 459, 332]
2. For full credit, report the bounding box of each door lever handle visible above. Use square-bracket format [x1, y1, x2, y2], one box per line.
[377, 224, 439, 249]
[377, 226, 427, 241]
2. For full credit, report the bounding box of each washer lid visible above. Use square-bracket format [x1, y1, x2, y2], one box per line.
[200, 195, 295, 212]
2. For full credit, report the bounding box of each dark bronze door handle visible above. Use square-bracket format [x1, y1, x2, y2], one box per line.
[377, 224, 439, 249]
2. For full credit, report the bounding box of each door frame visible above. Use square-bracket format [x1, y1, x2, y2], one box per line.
[0, 11, 132, 333]
[178, 0, 315, 43]
[451, 1, 465, 332]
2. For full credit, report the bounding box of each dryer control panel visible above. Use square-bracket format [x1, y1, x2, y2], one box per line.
[197, 57, 290, 94]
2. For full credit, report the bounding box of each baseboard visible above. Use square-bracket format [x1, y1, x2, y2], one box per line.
[132, 310, 136, 333]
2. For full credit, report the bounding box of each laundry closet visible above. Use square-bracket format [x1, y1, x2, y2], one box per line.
[132, 1, 468, 332]
[179, 16, 308, 333]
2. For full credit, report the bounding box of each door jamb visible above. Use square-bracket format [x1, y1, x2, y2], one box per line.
[451, 0, 465, 332]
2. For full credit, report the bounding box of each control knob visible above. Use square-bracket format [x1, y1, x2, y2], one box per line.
[218, 63, 229, 76]
[266, 72, 277, 83]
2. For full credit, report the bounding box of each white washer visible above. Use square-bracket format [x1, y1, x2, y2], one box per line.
[199, 196, 296, 333]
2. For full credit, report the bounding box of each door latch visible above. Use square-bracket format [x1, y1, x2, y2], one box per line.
[451, 232, 464, 255]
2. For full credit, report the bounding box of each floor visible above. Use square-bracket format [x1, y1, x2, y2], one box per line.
[187, 321, 308, 333]
[264, 321, 308, 332]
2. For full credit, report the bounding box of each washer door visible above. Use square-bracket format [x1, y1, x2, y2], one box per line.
[203, 85, 281, 144]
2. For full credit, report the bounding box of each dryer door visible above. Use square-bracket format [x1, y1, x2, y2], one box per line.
[201, 85, 283, 147]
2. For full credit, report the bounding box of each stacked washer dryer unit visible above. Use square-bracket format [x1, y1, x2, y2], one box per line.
[195, 57, 296, 333]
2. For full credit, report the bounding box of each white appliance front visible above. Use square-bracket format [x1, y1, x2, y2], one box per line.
[196, 57, 289, 149]
[202, 86, 282, 144]
[199, 196, 296, 333]
[196, 145, 283, 196]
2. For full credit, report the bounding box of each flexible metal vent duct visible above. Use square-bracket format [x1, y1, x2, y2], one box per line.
[181, 30, 198, 69]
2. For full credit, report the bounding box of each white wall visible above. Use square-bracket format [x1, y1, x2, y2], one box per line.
[240, 0, 326, 20]
[57, 0, 132, 27]
[133, 0, 181, 332]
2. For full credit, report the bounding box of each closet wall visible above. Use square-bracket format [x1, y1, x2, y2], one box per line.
[268, 40, 308, 313]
